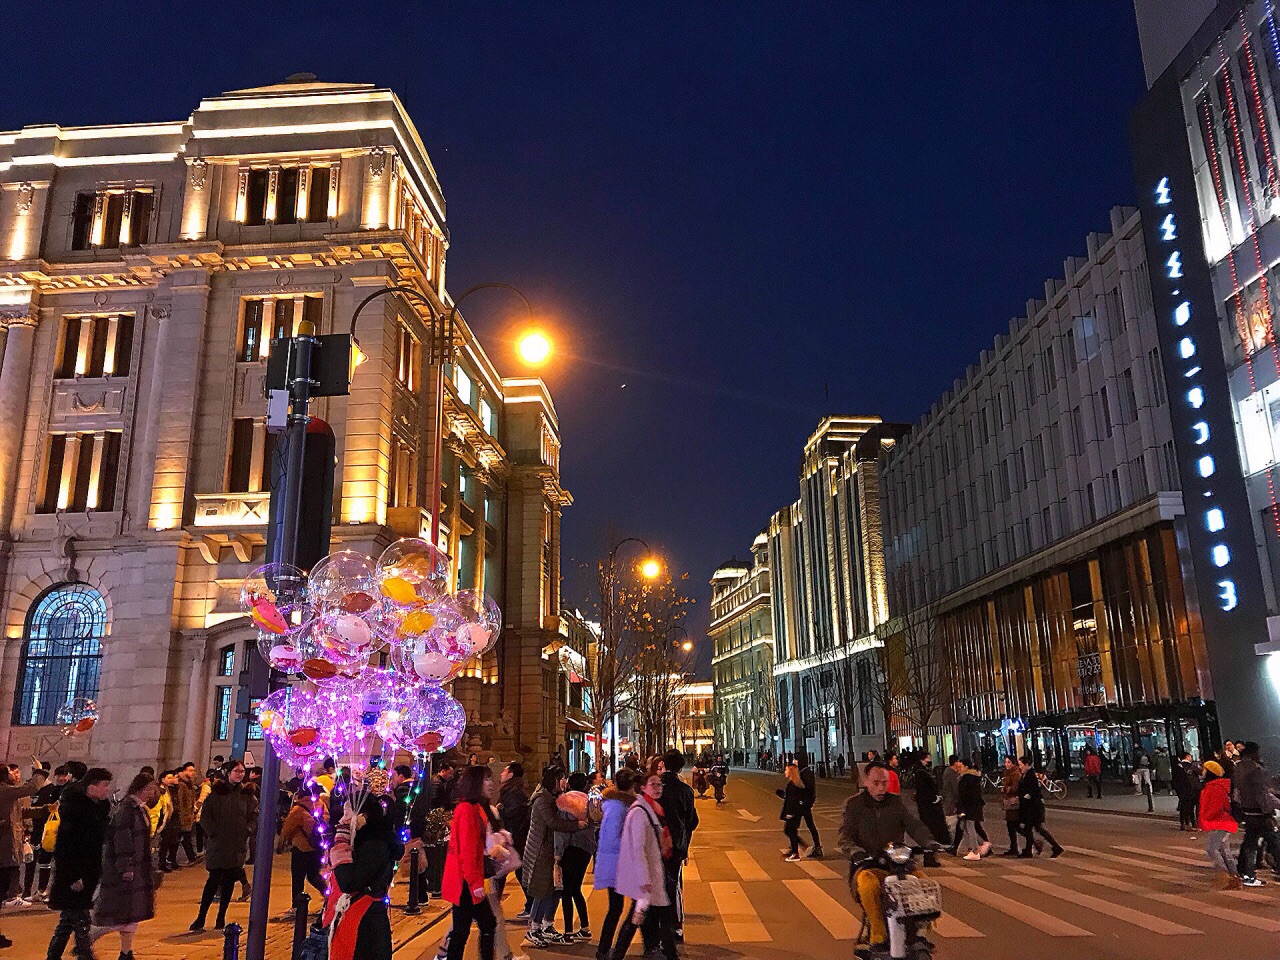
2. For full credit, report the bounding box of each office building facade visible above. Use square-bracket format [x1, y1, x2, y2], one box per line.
[709, 538, 774, 766]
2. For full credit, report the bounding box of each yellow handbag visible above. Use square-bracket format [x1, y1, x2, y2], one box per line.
[41, 804, 58, 853]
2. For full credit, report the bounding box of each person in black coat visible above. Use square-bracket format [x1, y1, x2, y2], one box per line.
[796, 754, 824, 858]
[46, 768, 113, 960]
[660, 751, 699, 942]
[332, 795, 403, 960]
[1015, 756, 1063, 858]
[912, 756, 950, 845]
[1171, 753, 1201, 831]
[777, 763, 809, 859]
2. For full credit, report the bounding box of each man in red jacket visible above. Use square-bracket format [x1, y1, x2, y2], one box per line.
[1084, 749, 1103, 799]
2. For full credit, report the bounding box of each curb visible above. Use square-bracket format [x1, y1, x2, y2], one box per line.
[1052, 801, 1178, 822]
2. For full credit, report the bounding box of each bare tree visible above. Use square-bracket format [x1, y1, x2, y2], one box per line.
[584, 541, 654, 774]
[817, 642, 863, 769]
[879, 568, 952, 746]
[628, 573, 695, 757]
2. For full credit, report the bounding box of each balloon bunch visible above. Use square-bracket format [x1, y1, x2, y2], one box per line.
[244, 538, 497, 776]
[56, 697, 98, 738]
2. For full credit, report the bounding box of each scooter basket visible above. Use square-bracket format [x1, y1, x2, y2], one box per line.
[884, 874, 942, 918]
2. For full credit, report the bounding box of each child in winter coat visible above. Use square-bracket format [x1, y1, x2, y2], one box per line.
[1198, 760, 1239, 888]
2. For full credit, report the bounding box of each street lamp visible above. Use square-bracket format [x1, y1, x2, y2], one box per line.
[348, 281, 545, 546]
[599, 537, 660, 771]
[641, 558, 662, 580]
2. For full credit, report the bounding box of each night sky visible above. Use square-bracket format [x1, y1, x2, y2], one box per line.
[4, 3, 1147, 672]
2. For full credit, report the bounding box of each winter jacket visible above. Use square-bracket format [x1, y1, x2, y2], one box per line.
[913, 767, 941, 810]
[280, 803, 320, 853]
[442, 801, 488, 906]
[887, 768, 901, 795]
[1172, 761, 1200, 803]
[799, 766, 818, 806]
[93, 795, 156, 927]
[613, 798, 670, 906]
[837, 790, 934, 861]
[1232, 757, 1278, 816]
[777, 781, 806, 820]
[940, 766, 959, 817]
[1198, 776, 1237, 833]
[173, 778, 198, 831]
[200, 782, 251, 871]
[1001, 767, 1022, 822]
[956, 770, 985, 821]
[659, 770, 698, 860]
[708, 763, 729, 785]
[1016, 770, 1047, 827]
[554, 793, 597, 858]
[48, 782, 109, 911]
[1083, 754, 1102, 778]
[593, 788, 637, 890]
[498, 780, 530, 857]
[521, 789, 580, 898]
[0, 779, 40, 868]
[27, 781, 61, 842]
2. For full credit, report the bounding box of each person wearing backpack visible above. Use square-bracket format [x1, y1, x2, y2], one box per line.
[279, 788, 326, 916]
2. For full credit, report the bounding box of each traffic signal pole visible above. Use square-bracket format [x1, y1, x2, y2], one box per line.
[245, 325, 318, 960]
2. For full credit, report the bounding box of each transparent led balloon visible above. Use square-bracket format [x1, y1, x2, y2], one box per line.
[241, 562, 313, 639]
[257, 686, 331, 769]
[396, 683, 467, 753]
[308, 550, 379, 616]
[392, 631, 465, 684]
[57, 697, 98, 737]
[377, 538, 449, 607]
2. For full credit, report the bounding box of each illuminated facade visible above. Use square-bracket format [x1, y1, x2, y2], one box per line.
[1131, 0, 1280, 756]
[768, 417, 904, 767]
[0, 78, 571, 771]
[709, 540, 773, 765]
[881, 208, 1212, 771]
[670, 681, 714, 759]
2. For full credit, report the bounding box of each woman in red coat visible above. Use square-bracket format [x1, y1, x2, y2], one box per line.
[1197, 759, 1239, 888]
[442, 766, 498, 960]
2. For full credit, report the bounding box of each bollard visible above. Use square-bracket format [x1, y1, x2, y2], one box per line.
[291, 892, 311, 960]
[405, 845, 422, 915]
[222, 922, 241, 960]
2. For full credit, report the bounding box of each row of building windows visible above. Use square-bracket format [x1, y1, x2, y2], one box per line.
[56, 314, 135, 379]
[238, 165, 334, 227]
[70, 189, 155, 251]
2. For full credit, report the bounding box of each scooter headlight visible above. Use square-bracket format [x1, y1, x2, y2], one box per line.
[885, 843, 913, 865]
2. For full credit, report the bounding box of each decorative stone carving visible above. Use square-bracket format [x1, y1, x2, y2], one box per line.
[15, 183, 34, 214]
[149, 304, 171, 322]
[369, 145, 387, 178]
[274, 273, 292, 289]
[51, 382, 127, 426]
[0, 306, 34, 328]
[190, 158, 209, 191]
[93, 292, 109, 307]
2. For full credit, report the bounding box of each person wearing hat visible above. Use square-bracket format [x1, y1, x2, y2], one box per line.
[1198, 760, 1239, 888]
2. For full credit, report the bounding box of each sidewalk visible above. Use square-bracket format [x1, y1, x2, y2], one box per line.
[736, 765, 1182, 822]
[1051, 777, 1179, 821]
[1, 852, 450, 960]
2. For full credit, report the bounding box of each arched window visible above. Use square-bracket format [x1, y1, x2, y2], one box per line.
[12, 584, 106, 726]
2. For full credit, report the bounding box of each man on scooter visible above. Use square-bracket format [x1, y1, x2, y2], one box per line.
[708, 756, 729, 804]
[839, 762, 939, 956]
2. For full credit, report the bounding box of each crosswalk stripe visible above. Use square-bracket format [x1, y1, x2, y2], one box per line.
[725, 850, 769, 881]
[935, 866, 984, 877]
[1009, 876, 1199, 934]
[1110, 844, 1210, 867]
[783, 879, 857, 939]
[935, 876, 1092, 937]
[1063, 846, 1182, 875]
[1003, 863, 1054, 876]
[797, 859, 841, 880]
[932, 914, 986, 938]
[1223, 888, 1280, 905]
[684, 858, 700, 882]
[709, 881, 771, 942]
[1080, 874, 1280, 933]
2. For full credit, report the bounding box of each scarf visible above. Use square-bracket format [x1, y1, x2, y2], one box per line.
[641, 793, 673, 860]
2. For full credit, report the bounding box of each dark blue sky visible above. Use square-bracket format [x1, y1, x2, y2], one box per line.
[4, 3, 1147, 664]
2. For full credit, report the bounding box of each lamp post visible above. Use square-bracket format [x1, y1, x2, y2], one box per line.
[348, 281, 543, 547]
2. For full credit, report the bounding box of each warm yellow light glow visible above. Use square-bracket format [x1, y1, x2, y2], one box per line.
[517, 331, 551, 366]
[641, 559, 661, 579]
[681, 640, 693, 652]
[351, 338, 368, 377]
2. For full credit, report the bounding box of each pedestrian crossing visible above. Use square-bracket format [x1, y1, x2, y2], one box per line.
[617, 841, 1280, 950]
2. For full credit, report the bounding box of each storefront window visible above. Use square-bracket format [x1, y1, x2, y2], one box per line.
[1236, 381, 1280, 473]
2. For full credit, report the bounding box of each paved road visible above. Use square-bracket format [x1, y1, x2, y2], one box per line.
[424, 768, 1280, 960]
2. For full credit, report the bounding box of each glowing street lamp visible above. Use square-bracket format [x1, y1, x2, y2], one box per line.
[641, 559, 662, 580]
[517, 330, 552, 366]
[681, 640, 693, 652]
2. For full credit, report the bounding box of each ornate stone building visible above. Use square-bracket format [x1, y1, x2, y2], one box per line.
[709, 539, 774, 765]
[0, 78, 571, 771]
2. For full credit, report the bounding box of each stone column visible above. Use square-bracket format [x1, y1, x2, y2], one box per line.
[0, 309, 38, 531]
